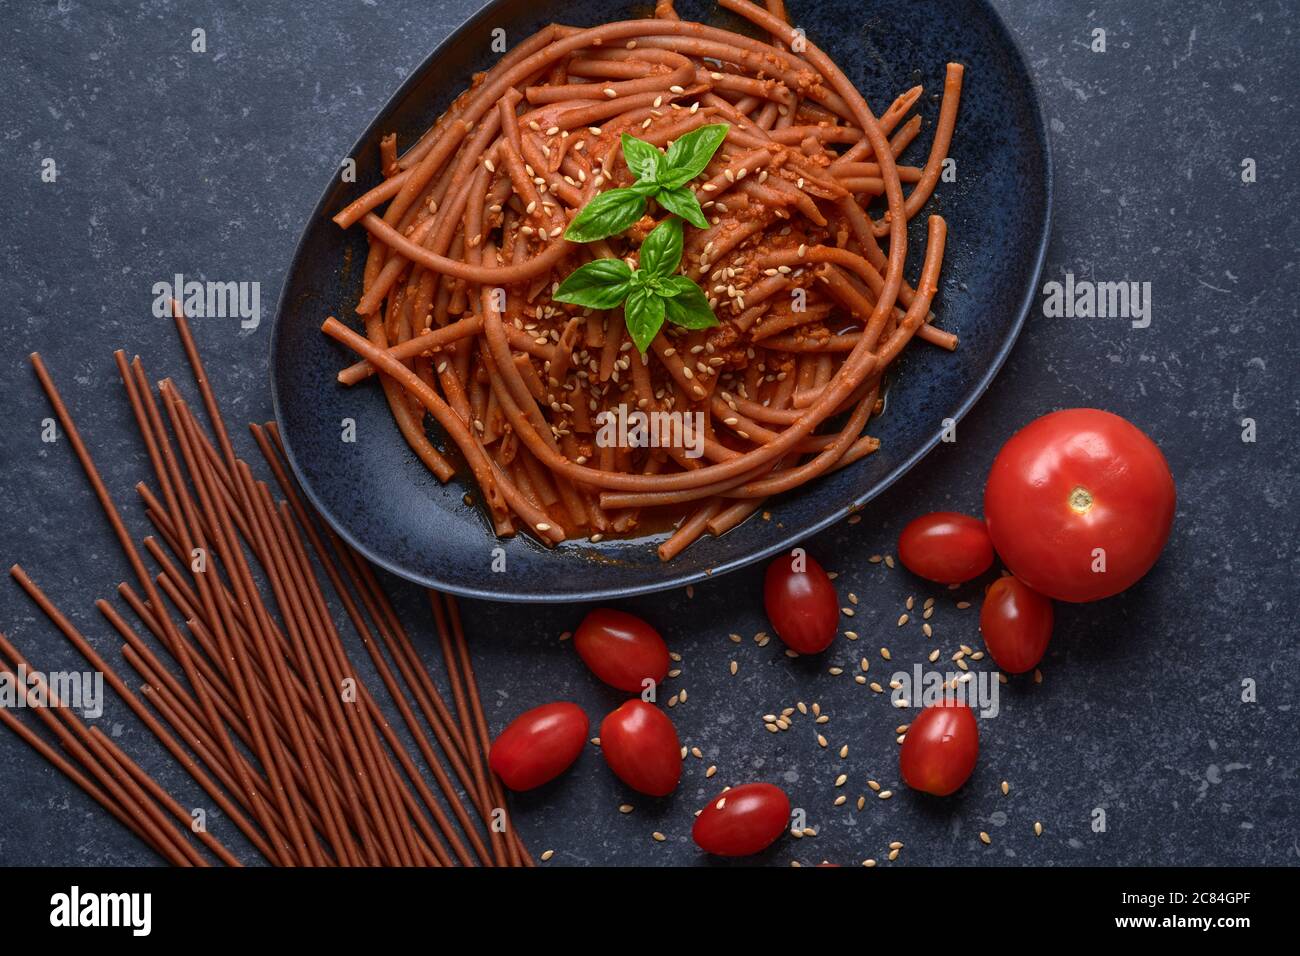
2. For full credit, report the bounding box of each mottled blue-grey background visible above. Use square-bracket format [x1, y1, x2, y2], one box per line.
[0, 0, 1296, 867]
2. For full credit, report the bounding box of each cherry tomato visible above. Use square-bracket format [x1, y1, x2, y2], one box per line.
[599, 700, 682, 797]
[692, 783, 791, 857]
[984, 408, 1176, 602]
[574, 608, 670, 693]
[763, 550, 839, 654]
[488, 702, 588, 791]
[980, 576, 1053, 674]
[899, 702, 979, 796]
[897, 512, 995, 585]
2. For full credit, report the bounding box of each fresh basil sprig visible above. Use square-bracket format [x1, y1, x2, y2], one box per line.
[563, 124, 729, 242]
[554, 217, 718, 353]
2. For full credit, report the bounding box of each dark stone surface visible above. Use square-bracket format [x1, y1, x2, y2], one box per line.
[0, 0, 1295, 867]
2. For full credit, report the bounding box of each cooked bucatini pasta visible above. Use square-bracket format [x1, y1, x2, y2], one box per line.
[324, 0, 963, 559]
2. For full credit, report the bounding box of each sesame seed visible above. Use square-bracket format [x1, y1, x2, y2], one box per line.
[834, 795, 847, 807]
[888, 848, 900, 861]
[923, 597, 935, 611]
[956, 601, 972, 609]
[870, 682, 883, 693]
[729, 633, 742, 643]
[880, 647, 892, 661]
[765, 724, 779, 734]
[863, 858, 877, 867]
[815, 715, 829, 724]
[896, 614, 908, 627]
[922, 623, 933, 638]
[797, 702, 808, 715]
[906, 595, 914, 610]
[1034, 668, 1043, 684]
[835, 774, 847, 787]
[928, 649, 940, 662]
[869, 554, 882, 564]
[860, 658, 870, 672]
[1034, 822, 1043, 836]
[839, 745, 849, 758]
[691, 747, 703, 759]
[867, 780, 881, 791]
[889, 841, 903, 850]
[845, 630, 859, 640]
[730, 660, 738, 675]
[670, 651, 683, 661]
[541, 849, 554, 861]
[619, 804, 634, 813]
[817, 734, 828, 748]
[979, 832, 991, 845]
[653, 831, 667, 842]
[884, 555, 895, 568]
[706, 765, 717, 778]
[878, 790, 893, 800]
[591, 737, 601, 746]
[856, 796, 866, 810]
[668, 669, 682, 678]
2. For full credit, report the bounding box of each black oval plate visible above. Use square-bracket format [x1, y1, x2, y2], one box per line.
[271, 0, 1051, 602]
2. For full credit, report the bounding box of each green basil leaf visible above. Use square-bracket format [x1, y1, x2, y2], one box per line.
[659, 123, 730, 188]
[623, 285, 667, 354]
[638, 217, 684, 280]
[553, 258, 634, 309]
[563, 187, 647, 242]
[661, 275, 719, 330]
[654, 184, 710, 229]
[621, 133, 662, 183]
[628, 179, 661, 197]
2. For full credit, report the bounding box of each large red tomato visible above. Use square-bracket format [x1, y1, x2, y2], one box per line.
[984, 409, 1175, 602]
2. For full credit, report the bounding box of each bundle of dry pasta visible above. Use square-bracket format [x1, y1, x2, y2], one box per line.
[326, 0, 963, 559]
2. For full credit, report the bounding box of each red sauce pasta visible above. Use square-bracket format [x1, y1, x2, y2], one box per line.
[324, 0, 964, 560]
